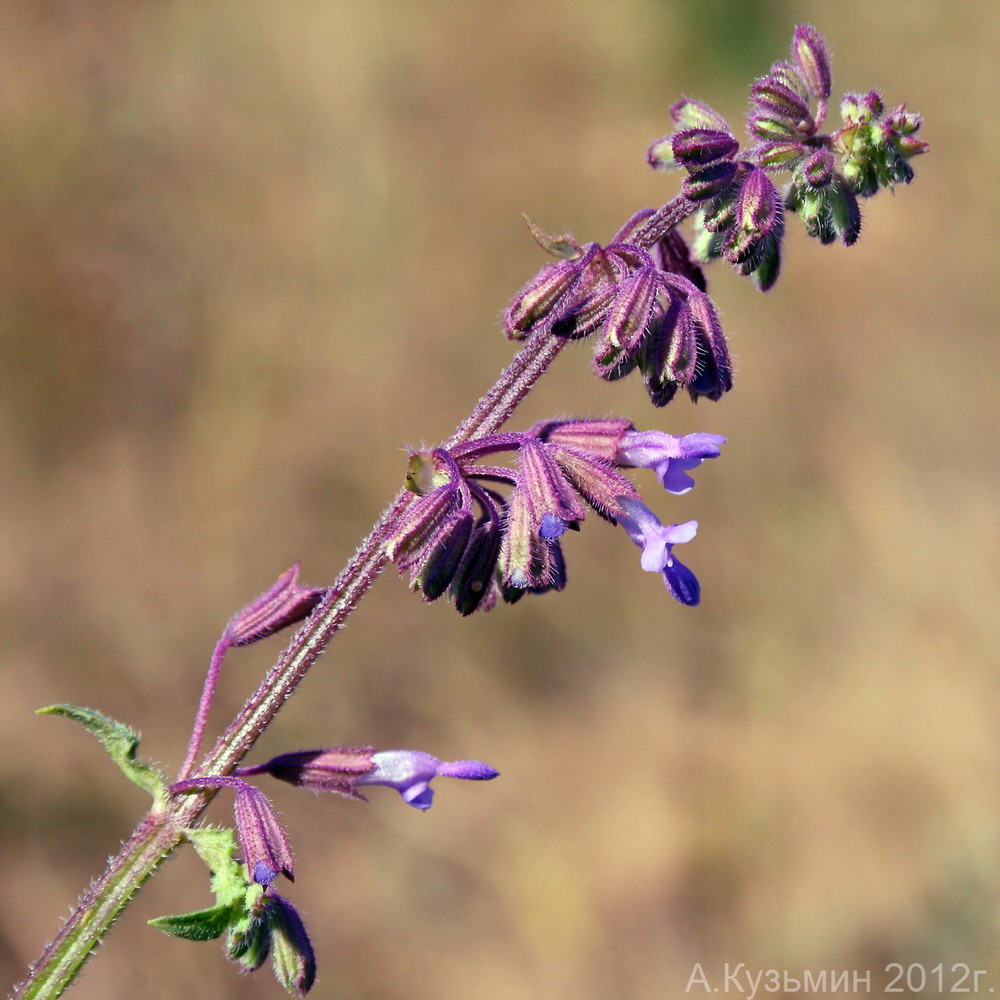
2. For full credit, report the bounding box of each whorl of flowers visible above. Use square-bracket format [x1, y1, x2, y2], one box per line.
[504, 213, 732, 408]
[385, 421, 725, 609]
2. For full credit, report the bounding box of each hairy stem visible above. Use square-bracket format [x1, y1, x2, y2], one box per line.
[14, 193, 698, 997]
[11, 813, 181, 1000]
[11, 321, 578, 999]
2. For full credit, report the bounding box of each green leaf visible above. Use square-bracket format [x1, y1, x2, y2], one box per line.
[37, 704, 168, 807]
[149, 828, 263, 945]
[149, 902, 237, 942]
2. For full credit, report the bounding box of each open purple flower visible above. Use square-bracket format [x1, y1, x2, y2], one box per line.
[354, 750, 499, 811]
[616, 430, 726, 494]
[615, 496, 701, 605]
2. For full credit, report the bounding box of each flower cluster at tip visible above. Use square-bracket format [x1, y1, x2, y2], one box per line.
[385, 420, 725, 610]
[647, 24, 927, 289]
[505, 211, 731, 408]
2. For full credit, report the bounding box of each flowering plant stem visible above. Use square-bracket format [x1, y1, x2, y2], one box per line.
[11, 278, 594, 1000]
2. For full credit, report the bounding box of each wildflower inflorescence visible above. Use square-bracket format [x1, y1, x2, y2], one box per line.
[646, 24, 925, 289]
[22, 24, 925, 1000]
[385, 421, 725, 610]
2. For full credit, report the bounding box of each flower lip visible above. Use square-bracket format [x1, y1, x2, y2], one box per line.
[616, 430, 726, 494]
[615, 496, 702, 606]
[355, 750, 500, 811]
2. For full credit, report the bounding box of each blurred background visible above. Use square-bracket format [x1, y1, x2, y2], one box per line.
[1, 1, 997, 998]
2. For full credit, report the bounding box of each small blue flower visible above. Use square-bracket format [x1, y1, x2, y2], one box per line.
[615, 496, 701, 605]
[616, 431, 726, 494]
[354, 750, 499, 811]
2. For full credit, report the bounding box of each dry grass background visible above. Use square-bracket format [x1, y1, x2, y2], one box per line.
[1, 2, 997, 998]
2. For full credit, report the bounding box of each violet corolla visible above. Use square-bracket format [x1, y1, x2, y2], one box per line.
[356, 751, 500, 811]
[240, 748, 499, 812]
[615, 497, 702, 606]
[615, 430, 726, 494]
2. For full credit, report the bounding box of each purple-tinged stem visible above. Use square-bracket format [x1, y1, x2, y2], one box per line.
[11, 812, 180, 1000]
[11, 318, 589, 1000]
[177, 636, 230, 781]
[631, 195, 695, 249]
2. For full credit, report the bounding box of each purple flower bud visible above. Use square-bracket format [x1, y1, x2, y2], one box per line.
[791, 24, 832, 101]
[601, 266, 659, 352]
[355, 750, 499, 811]
[419, 509, 474, 600]
[385, 470, 459, 563]
[670, 128, 739, 168]
[517, 438, 587, 534]
[616, 430, 726, 495]
[682, 160, 738, 202]
[504, 261, 581, 340]
[802, 148, 835, 188]
[225, 565, 325, 648]
[748, 114, 797, 142]
[233, 784, 295, 886]
[751, 140, 807, 171]
[651, 229, 707, 292]
[646, 134, 679, 171]
[751, 79, 813, 129]
[239, 747, 376, 800]
[669, 98, 730, 132]
[450, 516, 503, 616]
[685, 289, 733, 400]
[614, 497, 701, 606]
[265, 894, 317, 997]
[735, 167, 783, 240]
[497, 487, 534, 589]
[551, 282, 617, 339]
[765, 60, 810, 100]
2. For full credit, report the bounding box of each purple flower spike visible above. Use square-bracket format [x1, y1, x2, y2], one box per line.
[355, 750, 499, 811]
[615, 496, 701, 606]
[616, 431, 726, 494]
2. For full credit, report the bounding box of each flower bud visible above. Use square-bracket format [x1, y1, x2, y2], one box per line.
[504, 261, 580, 339]
[450, 516, 502, 616]
[266, 895, 317, 998]
[233, 785, 295, 886]
[384, 478, 458, 563]
[735, 167, 783, 240]
[753, 140, 807, 171]
[748, 114, 797, 142]
[529, 418, 632, 461]
[601, 266, 659, 351]
[802, 148, 835, 188]
[791, 24, 832, 100]
[646, 134, 678, 170]
[226, 565, 325, 648]
[751, 79, 813, 128]
[517, 439, 586, 538]
[682, 160, 738, 202]
[669, 98, 730, 131]
[670, 128, 739, 168]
